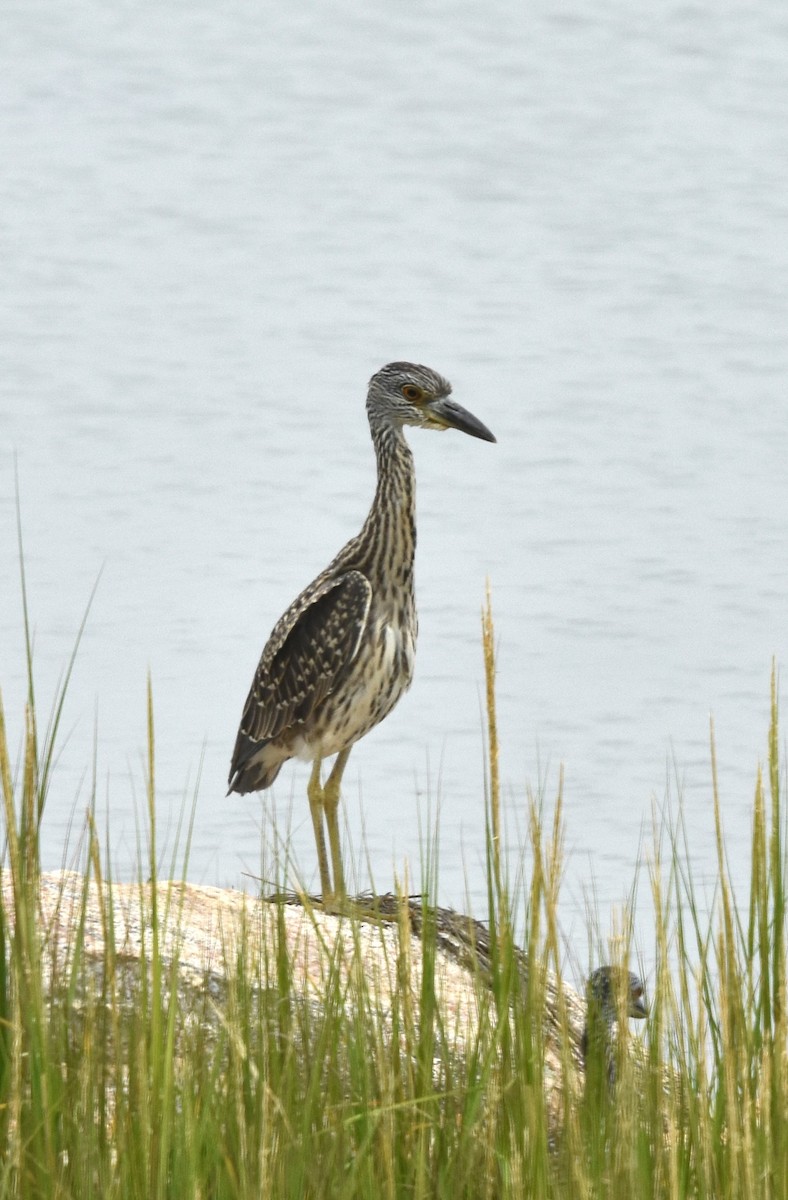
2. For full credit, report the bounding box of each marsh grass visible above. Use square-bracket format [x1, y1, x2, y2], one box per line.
[1, 580, 787, 1196]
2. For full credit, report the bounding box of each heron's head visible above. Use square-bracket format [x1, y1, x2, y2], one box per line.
[586, 966, 649, 1026]
[367, 362, 496, 443]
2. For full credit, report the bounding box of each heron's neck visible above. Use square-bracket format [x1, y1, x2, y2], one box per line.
[582, 1004, 616, 1090]
[361, 421, 416, 580]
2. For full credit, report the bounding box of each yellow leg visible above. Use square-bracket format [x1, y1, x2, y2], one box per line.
[307, 758, 332, 898]
[322, 747, 351, 901]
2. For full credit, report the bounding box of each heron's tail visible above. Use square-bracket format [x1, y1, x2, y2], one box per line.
[227, 732, 284, 795]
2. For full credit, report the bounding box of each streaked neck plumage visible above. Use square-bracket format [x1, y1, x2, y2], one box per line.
[352, 416, 416, 586]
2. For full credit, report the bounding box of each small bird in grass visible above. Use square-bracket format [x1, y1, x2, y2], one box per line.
[228, 362, 495, 904]
[581, 965, 649, 1092]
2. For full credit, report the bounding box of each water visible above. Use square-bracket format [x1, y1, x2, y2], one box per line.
[3, 0, 788, 979]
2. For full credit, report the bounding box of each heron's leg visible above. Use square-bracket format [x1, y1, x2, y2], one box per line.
[322, 747, 351, 899]
[307, 758, 332, 898]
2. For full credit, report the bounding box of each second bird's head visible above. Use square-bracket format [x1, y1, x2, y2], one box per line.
[586, 966, 649, 1027]
[367, 362, 496, 443]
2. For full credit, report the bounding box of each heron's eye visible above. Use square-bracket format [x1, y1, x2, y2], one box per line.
[402, 384, 423, 402]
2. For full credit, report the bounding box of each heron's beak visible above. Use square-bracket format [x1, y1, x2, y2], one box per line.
[426, 396, 496, 443]
[629, 993, 649, 1020]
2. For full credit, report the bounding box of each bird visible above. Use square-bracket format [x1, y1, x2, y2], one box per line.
[228, 362, 495, 903]
[581, 965, 649, 1092]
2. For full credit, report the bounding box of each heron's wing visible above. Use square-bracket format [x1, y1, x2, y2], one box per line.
[237, 570, 373, 744]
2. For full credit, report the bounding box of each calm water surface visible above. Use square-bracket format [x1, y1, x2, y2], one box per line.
[3, 0, 788, 976]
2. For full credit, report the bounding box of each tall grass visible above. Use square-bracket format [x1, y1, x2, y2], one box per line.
[1, 582, 787, 1196]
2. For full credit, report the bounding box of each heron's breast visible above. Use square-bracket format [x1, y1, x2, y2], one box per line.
[346, 607, 416, 720]
[297, 602, 416, 760]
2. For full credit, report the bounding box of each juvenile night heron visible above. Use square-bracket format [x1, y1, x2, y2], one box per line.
[228, 362, 495, 902]
[581, 966, 649, 1091]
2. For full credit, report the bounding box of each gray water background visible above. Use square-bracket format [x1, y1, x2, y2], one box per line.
[3, 0, 788, 978]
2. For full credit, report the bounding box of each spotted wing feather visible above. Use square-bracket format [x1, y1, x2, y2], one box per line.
[235, 570, 372, 749]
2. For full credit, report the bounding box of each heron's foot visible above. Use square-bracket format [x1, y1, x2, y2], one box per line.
[309, 892, 400, 924]
[263, 887, 404, 927]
